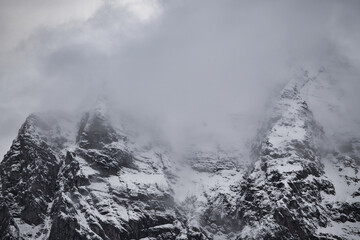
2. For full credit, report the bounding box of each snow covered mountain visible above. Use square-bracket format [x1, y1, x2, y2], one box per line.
[0, 69, 359, 240]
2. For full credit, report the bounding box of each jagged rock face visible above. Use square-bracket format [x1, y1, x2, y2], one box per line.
[0, 196, 20, 240]
[0, 114, 62, 239]
[234, 83, 330, 239]
[1, 76, 359, 240]
[0, 109, 209, 240]
[76, 111, 119, 150]
[195, 77, 360, 240]
[75, 110, 133, 175]
[234, 79, 359, 239]
[49, 149, 183, 240]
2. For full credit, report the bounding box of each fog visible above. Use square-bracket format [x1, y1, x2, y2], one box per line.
[1, 0, 360, 158]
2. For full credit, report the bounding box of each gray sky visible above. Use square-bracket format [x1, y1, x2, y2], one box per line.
[1, 0, 360, 158]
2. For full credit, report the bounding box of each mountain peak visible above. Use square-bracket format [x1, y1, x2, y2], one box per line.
[93, 95, 109, 118]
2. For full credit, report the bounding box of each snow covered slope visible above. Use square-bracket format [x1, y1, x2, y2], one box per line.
[0, 107, 210, 239]
[233, 70, 360, 240]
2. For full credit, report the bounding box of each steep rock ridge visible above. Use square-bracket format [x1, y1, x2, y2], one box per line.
[231, 72, 360, 240]
[235, 80, 333, 239]
[0, 106, 209, 240]
[75, 106, 132, 175]
[188, 71, 360, 240]
[48, 108, 188, 240]
[0, 183, 20, 240]
[0, 113, 75, 239]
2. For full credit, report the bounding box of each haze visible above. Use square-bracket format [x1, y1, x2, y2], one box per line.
[1, 0, 360, 158]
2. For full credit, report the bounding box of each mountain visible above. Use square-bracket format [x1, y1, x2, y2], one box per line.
[0, 69, 359, 240]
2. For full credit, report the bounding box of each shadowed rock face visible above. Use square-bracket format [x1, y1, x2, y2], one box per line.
[76, 111, 118, 150]
[1, 78, 359, 240]
[0, 114, 60, 231]
[197, 80, 360, 239]
[0, 109, 209, 240]
[76, 111, 134, 175]
[233, 84, 333, 240]
[0, 200, 20, 240]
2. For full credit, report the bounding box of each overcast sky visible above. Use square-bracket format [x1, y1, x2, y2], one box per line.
[1, 0, 360, 158]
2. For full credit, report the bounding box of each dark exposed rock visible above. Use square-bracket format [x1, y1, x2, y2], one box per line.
[76, 111, 118, 150]
[0, 114, 61, 237]
[0, 200, 21, 240]
[48, 215, 87, 240]
[233, 81, 340, 239]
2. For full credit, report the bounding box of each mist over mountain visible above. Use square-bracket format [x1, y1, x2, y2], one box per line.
[0, 1, 360, 239]
[1, 0, 360, 157]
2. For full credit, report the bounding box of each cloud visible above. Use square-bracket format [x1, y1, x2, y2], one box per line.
[0, 0, 103, 55]
[0, 0, 360, 157]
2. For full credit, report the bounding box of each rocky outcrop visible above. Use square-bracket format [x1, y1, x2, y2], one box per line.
[0, 107, 209, 239]
[0, 114, 62, 239]
[0, 196, 20, 240]
[235, 82, 329, 239]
